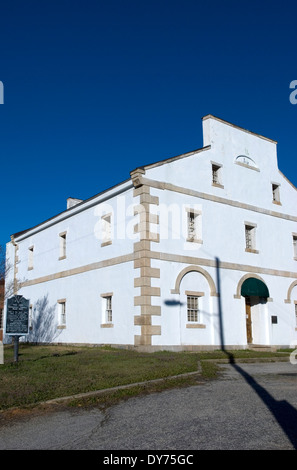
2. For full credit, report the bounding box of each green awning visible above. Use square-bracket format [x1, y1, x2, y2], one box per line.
[241, 278, 269, 298]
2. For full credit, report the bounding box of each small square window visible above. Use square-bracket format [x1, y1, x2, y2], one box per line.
[28, 246, 34, 270]
[59, 232, 67, 259]
[212, 163, 223, 186]
[245, 224, 257, 252]
[101, 214, 112, 246]
[272, 184, 280, 204]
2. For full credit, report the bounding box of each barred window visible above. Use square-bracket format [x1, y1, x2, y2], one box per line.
[245, 224, 256, 250]
[187, 295, 199, 322]
[187, 211, 196, 240]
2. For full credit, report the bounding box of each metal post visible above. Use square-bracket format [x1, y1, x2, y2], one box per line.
[14, 335, 19, 362]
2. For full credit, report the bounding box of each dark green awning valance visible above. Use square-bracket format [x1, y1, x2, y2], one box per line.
[241, 278, 269, 298]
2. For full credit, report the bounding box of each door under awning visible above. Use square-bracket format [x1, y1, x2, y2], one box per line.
[241, 278, 269, 298]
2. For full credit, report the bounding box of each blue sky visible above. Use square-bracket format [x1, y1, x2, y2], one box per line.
[0, 0, 296, 249]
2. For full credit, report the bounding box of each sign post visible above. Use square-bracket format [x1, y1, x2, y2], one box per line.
[5, 295, 29, 362]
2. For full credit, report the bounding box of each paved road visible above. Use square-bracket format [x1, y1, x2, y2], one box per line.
[0, 361, 297, 450]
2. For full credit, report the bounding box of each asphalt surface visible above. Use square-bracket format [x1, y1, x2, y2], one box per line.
[0, 360, 297, 450]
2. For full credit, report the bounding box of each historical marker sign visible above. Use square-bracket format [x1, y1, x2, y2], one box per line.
[6, 295, 29, 336]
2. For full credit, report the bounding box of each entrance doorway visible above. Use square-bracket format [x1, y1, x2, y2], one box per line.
[245, 296, 252, 344]
[241, 277, 270, 345]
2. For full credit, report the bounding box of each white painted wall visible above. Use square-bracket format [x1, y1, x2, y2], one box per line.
[18, 261, 135, 345]
[146, 116, 297, 348]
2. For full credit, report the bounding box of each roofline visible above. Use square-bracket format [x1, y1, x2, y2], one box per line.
[278, 169, 297, 191]
[202, 114, 278, 144]
[12, 146, 212, 242]
[12, 177, 133, 242]
[131, 145, 211, 174]
[11, 115, 283, 242]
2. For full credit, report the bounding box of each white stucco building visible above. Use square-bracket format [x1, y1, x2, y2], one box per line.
[4, 115, 297, 350]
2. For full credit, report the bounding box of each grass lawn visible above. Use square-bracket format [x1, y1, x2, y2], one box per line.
[0, 343, 290, 411]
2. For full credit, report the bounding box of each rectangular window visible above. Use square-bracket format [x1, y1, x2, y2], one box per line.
[295, 303, 297, 327]
[101, 214, 112, 247]
[186, 208, 202, 243]
[101, 293, 113, 325]
[245, 225, 253, 249]
[211, 163, 223, 187]
[58, 300, 66, 327]
[59, 232, 67, 259]
[187, 295, 199, 322]
[187, 211, 196, 241]
[28, 246, 34, 270]
[105, 296, 112, 323]
[272, 183, 280, 204]
[245, 223, 258, 252]
[293, 235, 297, 259]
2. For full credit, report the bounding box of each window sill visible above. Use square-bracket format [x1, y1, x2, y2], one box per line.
[272, 200, 282, 206]
[235, 161, 260, 172]
[101, 323, 114, 328]
[186, 238, 203, 244]
[245, 248, 259, 254]
[59, 255, 66, 260]
[186, 323, 206, 329]
[101, 240, 112, 247]
[28, 267, 34, 271]
[57, 325, 66, 329]
[212, 182, 224, 189]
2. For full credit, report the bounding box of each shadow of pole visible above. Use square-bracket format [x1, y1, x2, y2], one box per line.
[215, 256, 297, 449]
